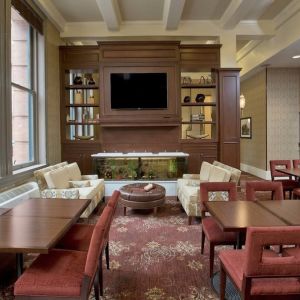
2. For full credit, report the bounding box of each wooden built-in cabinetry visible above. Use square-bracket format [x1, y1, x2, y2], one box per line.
[60, 43, 240, 174]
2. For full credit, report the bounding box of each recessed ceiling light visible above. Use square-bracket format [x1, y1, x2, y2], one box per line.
[292, 55, 300, 59]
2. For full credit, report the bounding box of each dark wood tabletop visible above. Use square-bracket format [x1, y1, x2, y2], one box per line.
[5, 198, 90, 219]
[205, 200, 287, 232]
[256, 200, 300, 225]
[0, 216, 72, 253]
[276, 167, 300, 178]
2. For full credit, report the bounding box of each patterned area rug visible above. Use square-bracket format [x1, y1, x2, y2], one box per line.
[1, 173, 263, 300]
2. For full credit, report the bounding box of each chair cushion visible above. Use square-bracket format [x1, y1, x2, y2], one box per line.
[57, 224, 94, 251]
[200, 161, 212, 181]
[44, 167, 70, 189]
[220, 249, 300, 296]
[14, 249, 87, 297]
[66, 162, 82, 181]
[202, 217, 236, 243]
[279, 179, 299, 190]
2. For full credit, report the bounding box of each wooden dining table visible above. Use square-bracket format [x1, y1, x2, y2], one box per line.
[205, 200, 288, 248]
[0, 198, 91, 277]
[256, 200, 300, 225]
[276, 167, 300, 180]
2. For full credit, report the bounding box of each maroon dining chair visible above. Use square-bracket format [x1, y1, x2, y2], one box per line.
[269, 160, 298, 199]
[292, 159, 300, 168]
[14, 218, 106, 300]
[245, 181, 284, 201]
[56, 190, 120, 296]
[200, 181, 238, 277]
[219, 226, 300, 300]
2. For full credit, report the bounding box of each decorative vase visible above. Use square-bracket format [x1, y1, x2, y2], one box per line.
[87, 95, 95, 104]
[183, 96, 191, 103]
[195, 93, 205, 103]
[74, 91, 83, 104]
[73, 76, 82, 85]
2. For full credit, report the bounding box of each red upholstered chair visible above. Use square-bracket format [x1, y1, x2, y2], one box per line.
[245, 181, 284, 201]
[200, 182, 238, 277]
[219, 226, 300, 300]
[14, 219, 106, 299]
[292, 159, 300, 168]
[56, 190, 120, 296]
[269, 160, 298, 199]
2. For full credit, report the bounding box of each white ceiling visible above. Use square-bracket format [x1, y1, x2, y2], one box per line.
[34, 0, 300, 78]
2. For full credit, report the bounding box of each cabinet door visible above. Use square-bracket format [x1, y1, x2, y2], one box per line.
[181, 142, 218, 173]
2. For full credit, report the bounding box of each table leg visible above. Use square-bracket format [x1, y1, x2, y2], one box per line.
[16, 253, 23, 277]
[123, 207, 126, 216]
[236, 232, 243, 249]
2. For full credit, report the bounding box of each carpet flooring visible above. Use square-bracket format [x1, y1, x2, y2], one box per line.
[0, 173, 263, 300]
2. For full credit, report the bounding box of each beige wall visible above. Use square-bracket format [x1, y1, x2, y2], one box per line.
[240, 70, 267, 170]
[267, 68, 300, 165]
[45, 20, 63, 164]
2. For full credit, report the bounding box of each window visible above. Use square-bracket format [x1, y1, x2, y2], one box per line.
[11, 6, 36, 168]
[0, 0, 45, 183]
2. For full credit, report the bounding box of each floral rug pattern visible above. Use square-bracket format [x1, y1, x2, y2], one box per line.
[0, 174, 260, 300]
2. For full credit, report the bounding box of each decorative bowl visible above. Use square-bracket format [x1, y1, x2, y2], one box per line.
[195, 93, 205, 103]
[74, 135, 94, 140]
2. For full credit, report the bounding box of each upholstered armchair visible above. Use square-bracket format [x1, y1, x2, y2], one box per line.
[200, 181, 238, 277]
[219, 226, 300, 300]
[177, 161, 241, 224]
[34, 162, 105, 217]
[269, 160, 298, 199]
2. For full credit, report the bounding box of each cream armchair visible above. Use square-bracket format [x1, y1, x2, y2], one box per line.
[177, 161, 241, 224]
[34, 162, 105, 218]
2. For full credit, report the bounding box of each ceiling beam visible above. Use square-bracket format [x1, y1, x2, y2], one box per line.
[237, 40, 263, 62]
[163, 0, 186, 30]
[219, 0, 260, 29]
[61, 20, 274, 39]
[95, 0, 121, 31]
[33, 0, 66, 31]
[238, 6, 300, 77]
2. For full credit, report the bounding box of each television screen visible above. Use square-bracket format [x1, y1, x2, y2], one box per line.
[110, 73, 168, 109]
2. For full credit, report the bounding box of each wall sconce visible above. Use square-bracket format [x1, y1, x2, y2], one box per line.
[240, 94, 246, 116]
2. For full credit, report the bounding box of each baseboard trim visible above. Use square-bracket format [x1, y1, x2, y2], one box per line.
[240, 163, 271, 180]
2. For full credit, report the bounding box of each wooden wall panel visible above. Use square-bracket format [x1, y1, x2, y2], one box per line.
[218, 69, 241, 168]
[101, 127, 180, 153]
[181, 142, 218, 173]
[99, 41, 180, 62]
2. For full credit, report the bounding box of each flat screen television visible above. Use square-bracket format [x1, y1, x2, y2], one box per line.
[110, 73, 168, 109]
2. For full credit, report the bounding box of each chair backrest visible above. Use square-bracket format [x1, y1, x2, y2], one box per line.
[244, 226, 300, 277]
[107, 190, 120, 214]
[293, 159, 300, 169]
[269, 160, 292, 180]
[245, 181, 284, 201]
[96, 205, 114, 241]
[200, 182, 237, 217]
[84, 207, 112, 279]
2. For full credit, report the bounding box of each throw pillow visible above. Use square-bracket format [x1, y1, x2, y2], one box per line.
[44, 167, 70, 189]
[66, 162, 82, 181]
[69, 180, 90, 188]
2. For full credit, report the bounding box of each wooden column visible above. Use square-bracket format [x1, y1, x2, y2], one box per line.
[217, 68, 241, 169]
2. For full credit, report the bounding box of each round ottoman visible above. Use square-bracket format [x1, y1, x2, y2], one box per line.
[119, 183, 166, 215]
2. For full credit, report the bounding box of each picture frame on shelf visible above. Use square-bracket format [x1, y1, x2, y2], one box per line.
[240, 117, 252, 139]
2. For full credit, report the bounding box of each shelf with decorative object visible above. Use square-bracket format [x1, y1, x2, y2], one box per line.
[63, 68, 100, 143]
[180, 71, 217, 141]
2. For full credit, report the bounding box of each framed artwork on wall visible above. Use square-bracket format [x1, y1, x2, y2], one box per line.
[240, 117, 252, 138]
